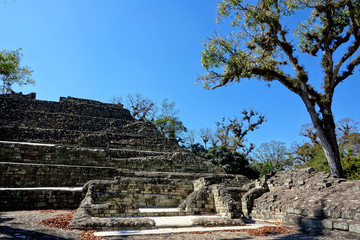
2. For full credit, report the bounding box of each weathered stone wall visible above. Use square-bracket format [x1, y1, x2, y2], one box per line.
[75, 178, 193, 218]
[0, 162, 119, 187]
[0, 93, 133, 120]
[116, 152, 223, 173]
[0, 92, 179, 151]
[0, 188, 83, 210]
[244, 168, 360, 234]
[0, 127, 179, 150]
[0, 141, 111, 167]
[211, 185, 241, 218]
[0, 141, 222, 177]
[91, 178, 193, 214]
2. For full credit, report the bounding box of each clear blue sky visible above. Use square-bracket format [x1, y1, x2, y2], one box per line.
[1, 0, 359, 149]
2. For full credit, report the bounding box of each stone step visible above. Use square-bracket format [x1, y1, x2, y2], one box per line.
[149, 215, 236, 228]
[0, 187, 83, 210]
[108, 148, 169, 158]
[138, 208, 185, 217]
[0, 141, 172, 167]
[93, 217, 269, 236]
[110, 155, 221, 173]
[0, 126, 179, 151]
[116, 168, 245, 182]
[0, 162, 119, 187]
[0, 109, 132, 131]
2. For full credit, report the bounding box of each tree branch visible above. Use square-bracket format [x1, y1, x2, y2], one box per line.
[333, 40, 360, 82]
[335, 54, 360, 86]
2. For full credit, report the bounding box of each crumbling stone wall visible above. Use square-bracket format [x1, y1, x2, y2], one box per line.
[90, 178, 194, 212]
[0, 188, 83, 210]
[178, 177, 249, 218]
[69, 177, 195, 229]
[241, 168, 360, 234]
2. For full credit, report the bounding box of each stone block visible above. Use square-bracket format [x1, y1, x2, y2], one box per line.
[321, 219, 333, 229]
[301, 218, 322, 229]
[333, 220, 349, 231]
[349, 221, 360, 233]
[282, 214, 302, 225]
[354, 213, 360, 221]
[36, 202, 47, 207]
[308, 209, 323, 218]
[294, 208, 302, 215]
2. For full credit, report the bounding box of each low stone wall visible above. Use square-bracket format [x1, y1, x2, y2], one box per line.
[89, 178, 193, 216]
[0, 162, 119, 187]
[246, 168, 360, 234]
[70, 177, 194, 227]
[0, 188, 83, 210]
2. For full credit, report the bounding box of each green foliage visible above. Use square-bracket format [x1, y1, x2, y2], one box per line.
[304, 145, 329, 173]
[252, 140, 293, 175]
[293, 119, 360, 180]
[186, 143, 208, 157]
[252, 162, 274, 177]
[154, 98, 187, 139]
[203, 145, 259, 179]
[0, 48, 34, 94]
[341, 153, 360, 180]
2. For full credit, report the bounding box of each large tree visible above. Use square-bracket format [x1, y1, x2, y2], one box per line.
[0, 48, 34, 94]
[198, 0, 360, 177]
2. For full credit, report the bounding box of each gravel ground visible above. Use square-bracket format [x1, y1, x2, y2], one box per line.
[1, 210, 359, 240]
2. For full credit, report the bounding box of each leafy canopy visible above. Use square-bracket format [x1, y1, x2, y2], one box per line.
[197, 0, 360, 99]
[0, 48, 34, 94]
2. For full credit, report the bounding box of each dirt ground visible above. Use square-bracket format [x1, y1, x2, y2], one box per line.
[0, 210, 359, 240]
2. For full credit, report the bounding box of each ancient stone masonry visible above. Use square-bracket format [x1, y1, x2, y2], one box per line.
[2, 92, 359, 237]
[1, 92, 245, 226]
[0, 92, 223, 189]
[241, 168, 360, 234]
[69, 176, 249, 230]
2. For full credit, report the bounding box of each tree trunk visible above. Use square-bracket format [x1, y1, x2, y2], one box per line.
[315, 125, 344, 178]
[300, 93, 344, 178]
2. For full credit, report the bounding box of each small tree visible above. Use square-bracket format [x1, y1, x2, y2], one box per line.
[200, 127, 213, 148]
[126, 93, 158, 121]
[0, 48, 34, 94]
[154, 98, 187, 140]
[198, 0, 360, 177]
[212, 110, 265, 156]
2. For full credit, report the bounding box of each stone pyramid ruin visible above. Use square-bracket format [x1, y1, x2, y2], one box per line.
[0, 92, 250, 230]
[1, 92, 360, 237]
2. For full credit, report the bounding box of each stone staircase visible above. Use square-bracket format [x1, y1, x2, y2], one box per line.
[0, 92, 248, 229]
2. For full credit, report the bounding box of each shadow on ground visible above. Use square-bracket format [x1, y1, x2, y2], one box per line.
[0, 226, 71, 240]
